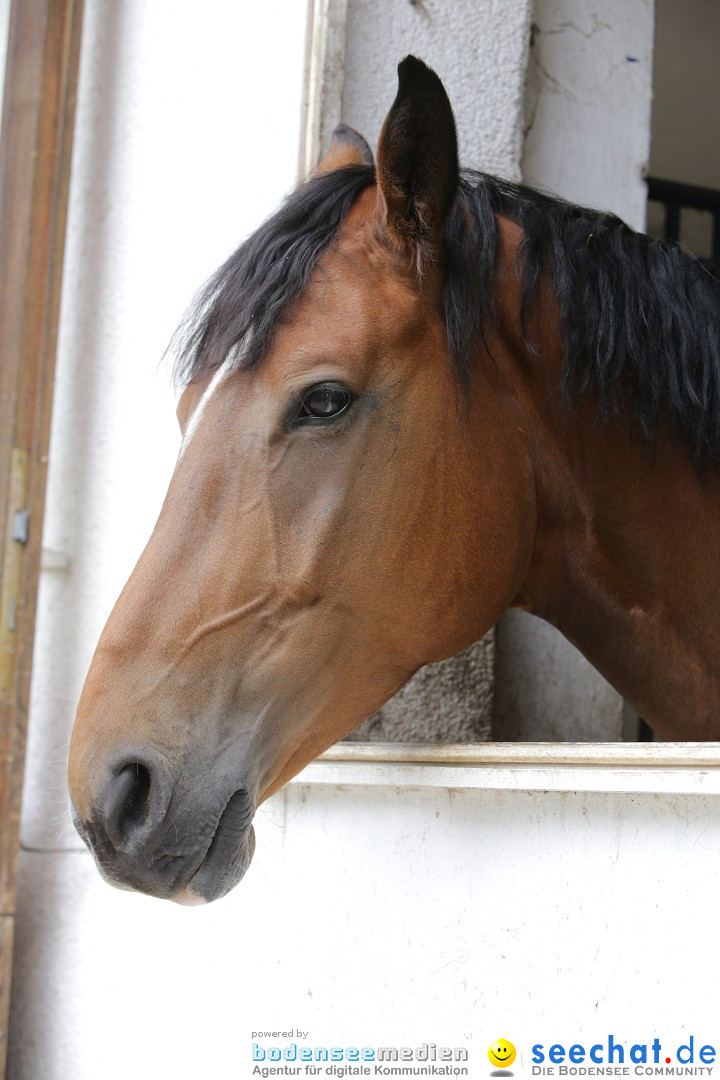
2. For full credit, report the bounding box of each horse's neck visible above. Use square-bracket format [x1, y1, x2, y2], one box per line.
[514, 385, 720, 738]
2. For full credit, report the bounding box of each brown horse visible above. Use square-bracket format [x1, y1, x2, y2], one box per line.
[68, 57, 720, 903]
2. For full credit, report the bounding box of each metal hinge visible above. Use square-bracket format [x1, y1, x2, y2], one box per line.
[0, 449, 29, 701]
[11, 509, 29, 544]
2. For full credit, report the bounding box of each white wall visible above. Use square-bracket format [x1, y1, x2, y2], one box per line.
[10, 771, 720, 1078]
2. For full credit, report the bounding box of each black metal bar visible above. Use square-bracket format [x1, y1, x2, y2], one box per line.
[637, 717, 654, 742]
[647, 177, 720, 258]
[665, 201, 681, 242]
[647, 176, 720, 215]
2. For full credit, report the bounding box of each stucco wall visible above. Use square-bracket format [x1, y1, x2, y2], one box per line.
[341, 0, 533, 178]
[523, 0, 655, 226]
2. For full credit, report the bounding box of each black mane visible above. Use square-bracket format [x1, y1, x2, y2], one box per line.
[174, 164, 720, 463]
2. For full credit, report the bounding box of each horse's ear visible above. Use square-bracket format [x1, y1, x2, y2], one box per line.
[314, 124, 374, 177]
[376, 56, 458, 270]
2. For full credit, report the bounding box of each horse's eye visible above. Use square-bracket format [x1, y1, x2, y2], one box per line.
[299, 383, 352, 420]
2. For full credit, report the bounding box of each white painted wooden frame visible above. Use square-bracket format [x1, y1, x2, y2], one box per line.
[298, 0, 348, 179]
[293, 743, 720, 795]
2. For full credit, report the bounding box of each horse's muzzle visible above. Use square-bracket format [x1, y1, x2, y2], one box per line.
[70, 752, 256, 903]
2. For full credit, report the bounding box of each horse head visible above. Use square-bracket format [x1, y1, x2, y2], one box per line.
[67, 57, 536, 902]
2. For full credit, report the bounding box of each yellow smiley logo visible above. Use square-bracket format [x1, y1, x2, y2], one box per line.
[488, 1040, 516, 1069]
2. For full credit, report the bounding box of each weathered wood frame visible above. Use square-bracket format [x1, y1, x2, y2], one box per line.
[0, 0, 83, 1073]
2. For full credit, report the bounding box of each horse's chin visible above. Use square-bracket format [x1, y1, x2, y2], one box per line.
[173, 823, 256, 906]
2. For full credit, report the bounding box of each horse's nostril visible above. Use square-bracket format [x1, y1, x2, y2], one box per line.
[103, 761, 153, 847]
